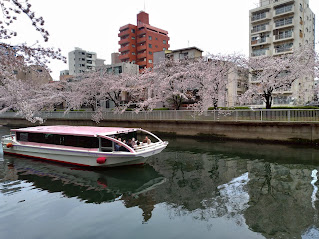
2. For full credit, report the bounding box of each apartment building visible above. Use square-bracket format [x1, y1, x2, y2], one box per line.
[153, 47, 203, 64]
[118, 11, 170, 70]
[249, 0, 315, 105]
[68, 48, 105, 75]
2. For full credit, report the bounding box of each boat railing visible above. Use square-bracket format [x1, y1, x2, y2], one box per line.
[134, 142, 163, 152]
[2, 133, 14, 139]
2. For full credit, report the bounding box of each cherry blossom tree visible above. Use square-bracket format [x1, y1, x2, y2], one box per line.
[0, 0, 66, 122]
[139, 59, 196, 110]
[141, 53, 246, 112]
[62, 69, 144, 121]
[188, 54, 246, 111]
[0, 79, 65, 123]
[240, 44, 317, 109]
[0, 0, 65, 80]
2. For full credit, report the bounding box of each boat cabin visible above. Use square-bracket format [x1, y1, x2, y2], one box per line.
[12, 126, 161, 153]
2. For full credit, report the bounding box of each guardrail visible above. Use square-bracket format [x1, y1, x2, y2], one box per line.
[2, 110, 319, 123]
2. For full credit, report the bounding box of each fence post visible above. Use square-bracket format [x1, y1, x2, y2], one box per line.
[235, 110, 238, 122]
[261, 110, 263, 122]
[288, 110, 290, 122]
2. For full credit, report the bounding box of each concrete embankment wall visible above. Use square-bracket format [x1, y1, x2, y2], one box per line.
[2, 118, 319, 144]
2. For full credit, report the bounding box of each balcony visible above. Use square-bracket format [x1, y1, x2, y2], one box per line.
[251, 49, 271, 57]
[274, 5, 294, 18]
[273, 47, 293, 55]
[119, 54, 130, 61]
[273, 18, 293, 29]
[273, 0, 295, 7]
[118, 29, 130, 38]
[273, 32, 294, 42]
[273, 86, 292, 93]
[251, 25, 270, 34]
[251, 12, 271, 23]
[137, 52, 147, 60]
[118, 38, 130, 45]
[137, 37, 146, 44]
[137, 28, 147, 36]
[137, 44, 147, 52]
[251, 37, 271, 46]
[119, 45, 130, 52]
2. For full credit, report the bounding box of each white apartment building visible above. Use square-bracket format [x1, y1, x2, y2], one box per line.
[68, 48, 99, 75]
[249, 0, 315, 105]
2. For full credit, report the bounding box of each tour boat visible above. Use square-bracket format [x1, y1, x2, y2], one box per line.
[1, 126, 168, 167]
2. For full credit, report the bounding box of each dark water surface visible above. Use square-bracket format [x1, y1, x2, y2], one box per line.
[1, 126, 319, 239]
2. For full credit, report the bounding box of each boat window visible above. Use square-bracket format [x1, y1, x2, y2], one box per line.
[17, 132, 29, 141]
[115, 131, 137, 142]
[16, 132, 99, 148]
[100, 138, 113, 152]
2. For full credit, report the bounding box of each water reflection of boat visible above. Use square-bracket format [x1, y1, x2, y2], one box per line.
[2, 156, 166, 205]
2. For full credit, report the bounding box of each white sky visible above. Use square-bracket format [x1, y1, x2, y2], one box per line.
[5, 0, 319, 80]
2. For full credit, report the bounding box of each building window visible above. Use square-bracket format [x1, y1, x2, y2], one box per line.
[300, 3, 303, 12]
[131, 29, 135, 33]
[132, 37, 135, 40]
[132, 52, 136, 55]
[179, 52, 189, 60]
[132, 44, 136, 47]
[114, 66, 122, 74]
[149, 51, 152, 55]
[149, 59, 152, 63]
[132, 60, 136, 64]
[149, 36, 152, 40]
[163, 48, 166, 50]
[155, 37, 158, 40]
[149, 44, 152, 48]
[163, 40, 166, 44]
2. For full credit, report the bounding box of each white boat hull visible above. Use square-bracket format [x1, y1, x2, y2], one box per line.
[2, 138, 167, 167]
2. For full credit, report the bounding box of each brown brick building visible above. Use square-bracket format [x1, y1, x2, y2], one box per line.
[118, 11, 170, 70]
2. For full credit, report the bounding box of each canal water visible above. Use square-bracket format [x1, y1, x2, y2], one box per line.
[1, 126, 319, 239]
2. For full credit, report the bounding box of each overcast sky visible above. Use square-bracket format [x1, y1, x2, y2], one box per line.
[6, 0, 319, 80]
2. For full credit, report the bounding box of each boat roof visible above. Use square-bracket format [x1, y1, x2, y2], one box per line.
[12, 126, 138, 137]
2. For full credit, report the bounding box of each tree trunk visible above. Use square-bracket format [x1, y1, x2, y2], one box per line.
[265, 95, 272, 109]
[213, 99, 218, 110]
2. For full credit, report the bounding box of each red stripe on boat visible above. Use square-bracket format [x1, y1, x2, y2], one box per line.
[3, 151, 90, 167]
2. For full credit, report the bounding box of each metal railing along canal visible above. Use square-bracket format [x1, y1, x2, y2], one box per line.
[2, 109, 319, 123]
